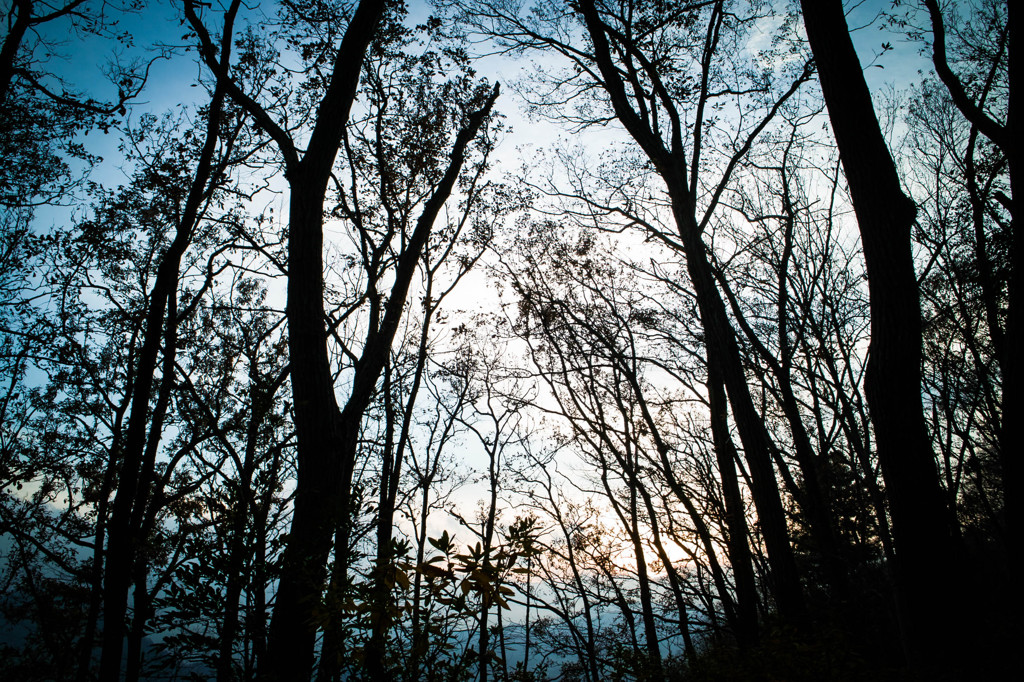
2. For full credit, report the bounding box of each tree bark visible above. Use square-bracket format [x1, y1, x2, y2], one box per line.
[799, 0, 959, 666]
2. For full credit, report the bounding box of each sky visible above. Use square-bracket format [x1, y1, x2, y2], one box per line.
[12, 0, 946, 568]
[25, 0, 935, 191]
[6, 0, 956, 669]
[20, 0, 943, 444]
[18, 0, 943, 532]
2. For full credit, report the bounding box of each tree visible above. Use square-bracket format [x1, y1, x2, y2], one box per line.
[452, 0, 815, 624]
[2, 0, 1017, 678]
[798, 0, 959, 667]
[359, 175, 498, 680]
[94, 4, 248, 673]
[185, 1, 500, 676]
[1, 0, 145, 208]
[919, 0, 1020, 651]
[496, 223, 715, 673]
[141, 275, 292, 682]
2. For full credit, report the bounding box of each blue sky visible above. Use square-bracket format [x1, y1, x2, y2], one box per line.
[33, 0, 936, 173]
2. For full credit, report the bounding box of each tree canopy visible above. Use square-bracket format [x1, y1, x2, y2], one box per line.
[0, 1, 1017, 680]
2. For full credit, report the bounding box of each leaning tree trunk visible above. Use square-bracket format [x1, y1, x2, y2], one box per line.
[707, 369, 759, 646]
[673, 208, 807, 624]
[97, 25, 235, 678]
[799, 0, 960, 667]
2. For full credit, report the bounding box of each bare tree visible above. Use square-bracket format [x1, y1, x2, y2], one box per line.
[452, 0, 813, 623]
[185, 1, 499, 676]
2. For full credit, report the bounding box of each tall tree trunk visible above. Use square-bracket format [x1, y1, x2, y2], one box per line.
[97, 35, 234, 676]
[707, 369, 759, 646]
[251, 2, 388, 677]
[574, 0, 806, 623]
[266, 79, 498, 680]
[676, 219, 806, 623]
[365, 363, 398, 681]
[799, 0, 959, 666]
[179, 2, 392, 663]
[265, 173, 352, 679]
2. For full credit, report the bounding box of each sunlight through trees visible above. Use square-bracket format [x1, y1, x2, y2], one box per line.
[0, 1, 1016, 680]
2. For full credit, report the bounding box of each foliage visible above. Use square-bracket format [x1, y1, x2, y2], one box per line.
[0, 1, 1018, 680]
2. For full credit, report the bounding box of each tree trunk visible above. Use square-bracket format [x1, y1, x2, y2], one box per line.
[256, 2, 389, 676]
[676, 216, 806, 623]
[365, 280, 436, 677]
[999, 0, 1022, 647]
[263, 175, 353, 680]
[575, 0, 806, 623]
[266, 78, 498, 680]
[707, 370, 759, 646]
[98, 55, 232, 680]
[799, 0, 959, 666]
